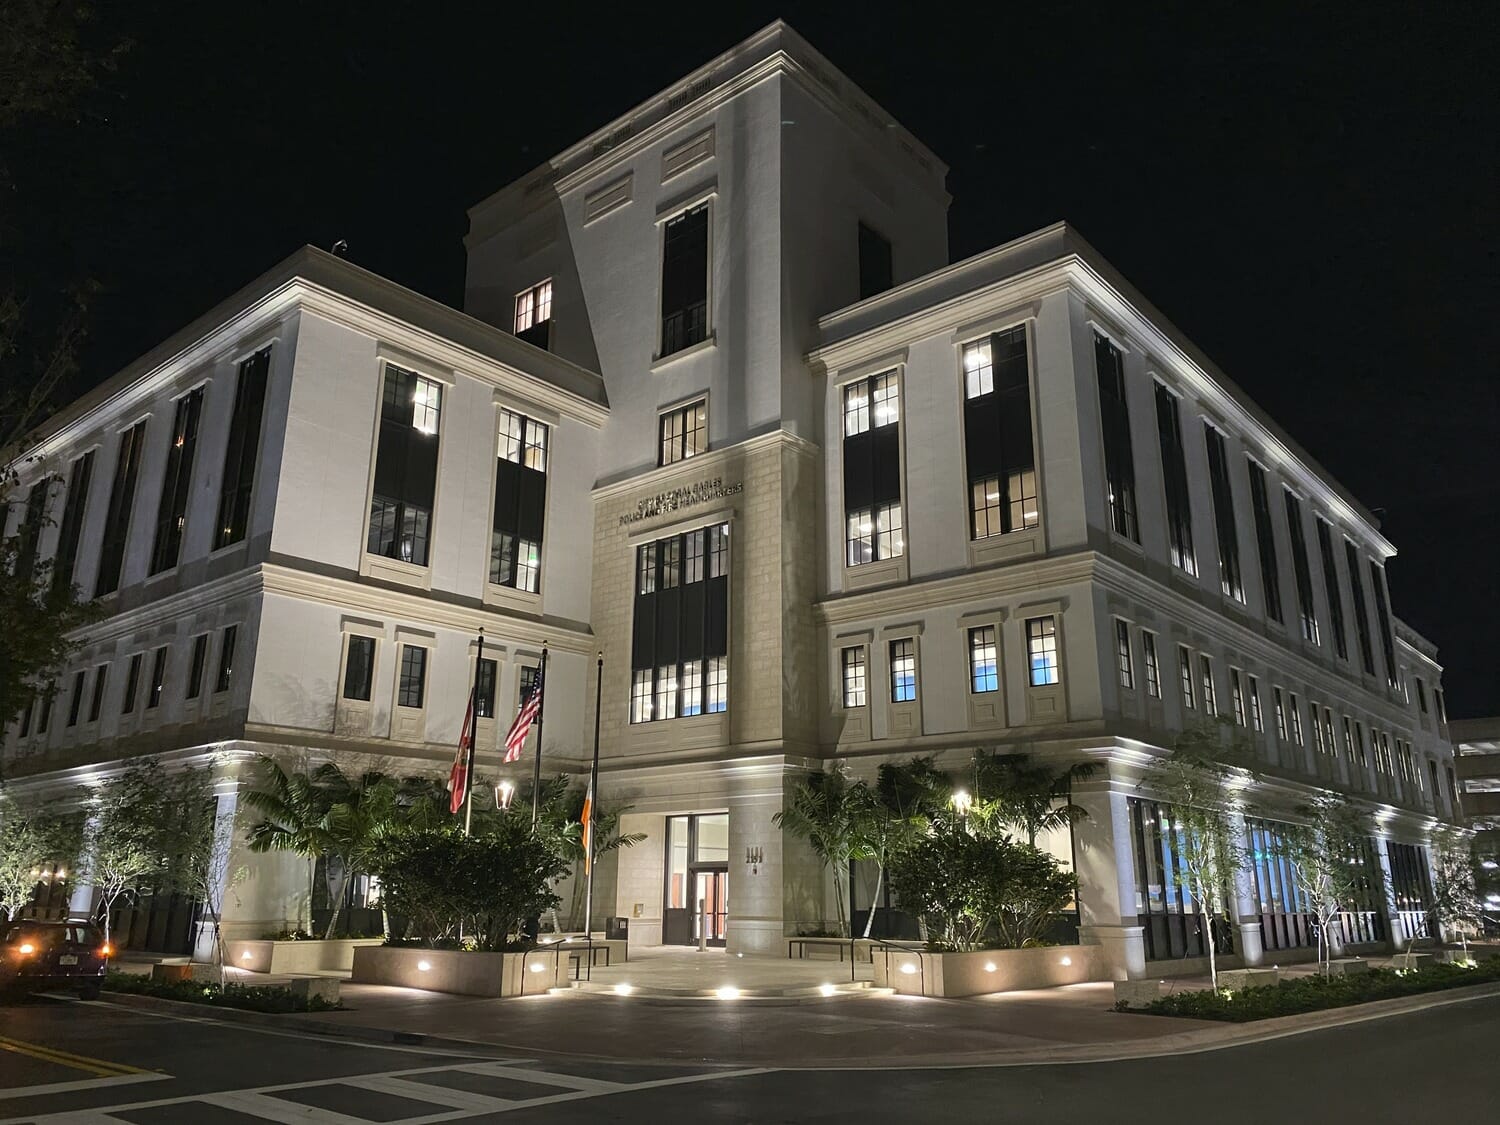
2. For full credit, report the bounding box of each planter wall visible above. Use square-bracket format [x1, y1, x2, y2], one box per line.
[872, 945, 1103, 998]
[225, 938, 385, 975]
[350, 945, 569, 998]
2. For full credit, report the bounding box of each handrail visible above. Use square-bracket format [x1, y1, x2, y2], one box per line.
[853, 933, 926, 986]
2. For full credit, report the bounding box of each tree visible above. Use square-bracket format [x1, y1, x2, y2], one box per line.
[1430, 826, 1482, 960]
[774, 766, 874, 938]
[972, 751, 1097, 847]
[79, 759, 172, 944]
[534, 776, 644, 931]
[1137, 722, 1252, 990]
[0, 792, 80, 919]
[154, 766, 234, 977]
[1277, 793, 1379, 975]
[857, 757, 952, 938]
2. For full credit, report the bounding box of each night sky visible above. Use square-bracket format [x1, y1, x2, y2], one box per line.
[10, 3, 1497, 715]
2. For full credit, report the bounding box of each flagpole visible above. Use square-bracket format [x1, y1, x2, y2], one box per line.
[463, 629, 485, 837]
[583, 651, 603, 977]
[530, 643, 548, 833]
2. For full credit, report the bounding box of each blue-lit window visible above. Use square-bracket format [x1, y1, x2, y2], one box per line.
[889, 639, 916, 703]
[969, 627, 998, 694]
[1026, 617, 1059, 687]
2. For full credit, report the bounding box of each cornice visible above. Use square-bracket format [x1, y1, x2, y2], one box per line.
[591, 427, 819, 501]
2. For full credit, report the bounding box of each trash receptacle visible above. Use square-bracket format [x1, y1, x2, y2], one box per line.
[605, 916, 628, 941]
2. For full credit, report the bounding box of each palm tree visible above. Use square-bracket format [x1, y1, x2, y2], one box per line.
[972, 751, 1097, 846]
[535, 778, 645, 930]
[774, 766, 874, 938]
[243, 758, 333, 936]
[862, 757, 952, 938]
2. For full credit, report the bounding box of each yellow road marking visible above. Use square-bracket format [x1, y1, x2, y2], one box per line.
[0, 1035, 151, 1079]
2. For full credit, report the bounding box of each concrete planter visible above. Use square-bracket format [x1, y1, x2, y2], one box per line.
[350, 945, 569, 997]
[872, 945, 1101, 998]
[1217, 967, 1280, 991]
[1325, 958, 1370, 975]
[225, 938, 385, 975]
[1113, 979, 1163, 1007]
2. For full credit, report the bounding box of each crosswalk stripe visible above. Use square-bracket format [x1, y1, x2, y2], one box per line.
[456, 1062, 625, 1094]
[200, 1090, 376, 1125]
[356, 1075, 515, 1112]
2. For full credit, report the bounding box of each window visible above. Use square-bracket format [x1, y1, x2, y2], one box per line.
[14, 478, 49, 584]
[1204, 425, 1243, 600]
[1143, 632, 1161, 698]
[122, 653, 142, 715]
[970, 627, 999, 694]
[1288, 692, 1305, 745]
[18, 699, 32, 739]
[1415, 677, 1428, 714]
[631, 523, 729, 723]
[1369, 560, 1398, 688]
[660, 203, 709, 355]
[368, 366, 441, 567]
[215, 625, 237, 693]
[397, 645, 427, 709]
[842, 646, 868, 708]
[149, 387, 205, 574]
[1179, 645, 1195, 709]
[51, 451, 95, 595]
[843, 372, 903, 566]
[1314, 519, 1348, 660]
[889, 639, 917, 702]
[147, 646, 168, 710]
[1230, 669, 1246, 727]
[1154, 383, 1196, 575]
[1247, 460, 1283, 623]
[1435, 689, 1447, 724]
[343, 636, 375, 701]
[1353, 721, 1369, 767]
[67, 670, 85, 727]
[186, 634, 208, 700]
[1342, 716, 1356, 760]
[216, 348, 271, 549]
[1026, 617, 1060, 686]
[857, 221, 893, 299]
[1274, 687, 1288, 740]
[88, 664, 108, 723]
[36, 682, 54, 735]
[1094, 334, 1138, 541]
[1343, 540, 1376, 675]
[96, 421, 148, 596]
[659, 399, 707, 466]
[1310, 704, 1325, 754]
[1115, 620, 1134, 690]
[1200, 655, 1217, 716]
[474, 658, 497, 719]
[963, 328, 1038, 538]
[1248, 675, 1264, 732]
[490, 409, 548, 592]
[513, 279, 553, 349]
[1283, 491, 1320, 644]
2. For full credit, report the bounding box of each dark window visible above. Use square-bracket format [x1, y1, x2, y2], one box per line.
[368, 366, 441, 567]
[1094, 334, 1138, 541]
[67, 669, 86, 727]
[1344, 541, 1376, 674]
[890, 638, 917, 702]
[1245, 818, 1385, 950]
[474, 657, 498, 719]
[660, 203, 709, 356]
[18, 698, 33, 738]
[659, 400, 708, 467]
[490, 409, 547, 591]
[1387, 841, 1434, 942]
[843, 372, 903, 565]
[147, 646, 168, 709]
[398, 645, 427, 709]
[1154, 385, 1196, 575]
[857, 221, 893, 299]
[343, 636, 376, 701]
[1435, 689, 1447, 724]
[513, 280, 553, 350]
[36, 681, 55, 734]
[13, 478, 49, 584]
[631, 523, 729, 722]
[962, 328, 1037, 538]
[1247, 461, 1283, 623]
[88, 664, 108, 723]
[150, 387, 205, 574]
[122, 654, 142, 714]
[1115, 620, 1134, 690]
[215, 625, 237, 693]
[186, 634, 208, 699]
[52, 451, 94, 595]
[1283, 490, 1320, 644]
[1128, 798, 1234, 960]
[1369, 560, 1399, 688]
[1203, 426, 1243, 600]
[1314, 519, 1348, 660]
[215, 348, 271, 549]
[96, 421, 148, 597]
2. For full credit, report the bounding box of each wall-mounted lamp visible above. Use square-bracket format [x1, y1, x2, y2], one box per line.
[745, 846, 764, 874]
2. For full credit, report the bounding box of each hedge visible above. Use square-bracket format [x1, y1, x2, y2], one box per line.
[103, 972, 341, 1014]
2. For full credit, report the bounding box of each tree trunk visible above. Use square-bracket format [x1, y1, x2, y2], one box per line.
[324, 864, 352, 941]
[862, 863, 884, 939]
[832, 865, 849, 937]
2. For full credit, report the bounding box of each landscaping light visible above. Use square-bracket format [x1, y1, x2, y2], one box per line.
[984, 962, 996, 972]
[55, 868, 66, 879]
[951, 790, 973, 818]
[614, 983, 634, 996]
[496, 780, 516, 811]
[1482, 860, 1498, 870]
[1060, 956, 1072, 966]
[417, 960, 431, 972]
[820, 983, 836, 997]
[529, 962, 547, 973]
[900, 962, 918, 975]
[716, 986, 741, 1000]
[241, 951, 253, 961]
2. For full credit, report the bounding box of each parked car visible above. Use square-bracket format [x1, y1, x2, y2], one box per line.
[1, 921, 111, 999]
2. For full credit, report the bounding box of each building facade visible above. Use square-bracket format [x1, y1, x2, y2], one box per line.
[3, 21, 1460, 973]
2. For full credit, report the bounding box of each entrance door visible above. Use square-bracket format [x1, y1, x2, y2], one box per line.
[664, 813, 730, 945]
[693, 869, 728, 946]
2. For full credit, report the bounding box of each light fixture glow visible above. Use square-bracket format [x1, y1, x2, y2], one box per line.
[614, 983, 634, 996]
[820, 983, 836, 997]
[951, 790, 973, 818]
[18, 942, 35, 955]
[899, 962, 918, 975]
[529, 962, 547, 973]
[241, 951, 254, 961]
[984, 962, 996, 972]
[1060, 956, 1072, 966]
[417, 960, 432, 972]
[716, 985, 741, 1000]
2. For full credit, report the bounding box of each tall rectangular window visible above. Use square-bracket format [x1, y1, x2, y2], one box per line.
[963, 328, 1038, 538]
[659, 399, 707, 466]
[1247, 460, 1283, 623]
[215, 348, 271, 549]
[88, 664, 108, 723]
[1230, 669, 1246, 727]
[969, 627, 999, 694]
[1344, 540, 1375, 675]
[149, 387, 204, 574]
[841, 647, 867, 708]
[1154, 383, 1196, 575]
[1369, 560, 1398, 689]
[631, 523, 729, 722]
[1204, 425, 1243, 600]
[342, 636, 375, 701]
[398, 645, 427, 709]
[1179, 645, 1195, 709]
[857, 221, 893, 299]
[1200, 655, 1217, 716]
[1248, 675, 1264, 732]
[186, 634, 208, 700]
[889, 639, 917, 702]
[843, 372, 903, 565]
[1026, 617, 1060, 686]
[369, 366, 442, 568]
[1143, 631, 1161, 698]
[96, 421, 148, 596]
[215, 625, 237, 693]
[147, 646, 168, 710]
[1274, 687, 1288, 739]
[1283, 490, 1320, 644]
[475, 657, 498, 719]
[1115, 620, 1134, 690]
[490, 409, 548, 592]
[13, 478, 49, 584]
[513, 279, 553, 349]
[1315, 518, 1348, 660]
[36, 682, 54, 735]
[1094, 333, 1138, 541]
[1288, 692, 1305, 745]
[1435, 689, 1447, 724]
[660, 203, 709, 356]
[122, 653, 142, 715]
[51, 451, 95, 595]
[67, 670, 86, 727]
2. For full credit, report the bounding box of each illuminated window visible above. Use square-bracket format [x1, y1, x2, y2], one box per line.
[969, 627, 999, 694]
[656, 665, 679, 721]
[1143, 632, 1161, 698]
[1026, 617, 1060, 687]
[368, 366, 441, 567]
[890, 639, 917, 702]
[1230, 669, 1246, 726]
[630, 670, 653, 724]
[491, 410, 548, 592]
[1115, 620, 1134, 690]
[842, 647, 868, 707]
[705, 657, 728, 713]
[1273, 686, 1288, 740]
[659, 399, 708, 466]
[514, 279, 553, 349]
[1288, 692, 1305, 745]
[964, 328, 1038, 538]
[843, 372, 903, 567]
[1179, 645, 1195, 709]
[846, 502, 903, 567]
[1248, 675, 1264, 732]
[631, 524, 729, 722]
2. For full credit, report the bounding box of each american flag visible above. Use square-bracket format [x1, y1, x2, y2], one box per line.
[503, 666, 543, 763]
[447, 688, 476, 815]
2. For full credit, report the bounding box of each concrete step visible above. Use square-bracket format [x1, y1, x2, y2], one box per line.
[559, 980, 894, 1004]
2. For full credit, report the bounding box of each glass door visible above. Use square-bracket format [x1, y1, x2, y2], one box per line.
[693, 869, 728, 946]
[663, 813, 730, 946]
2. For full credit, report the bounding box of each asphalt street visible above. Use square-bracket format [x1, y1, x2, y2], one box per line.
[0, 991, 1492, 1123]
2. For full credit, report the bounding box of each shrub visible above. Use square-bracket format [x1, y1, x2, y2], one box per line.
[103, 972, 340, 1013]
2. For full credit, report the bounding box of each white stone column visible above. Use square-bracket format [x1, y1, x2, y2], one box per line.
[1072, 782, 1146, 979]
[68, 814, 100, 924]
[1230, 812, 1265, 966]
[193, 787, 239, 963]
[729, 787, 790, 956]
